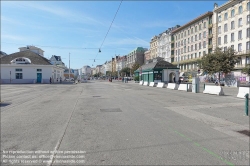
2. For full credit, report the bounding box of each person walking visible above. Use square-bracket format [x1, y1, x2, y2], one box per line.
[50, 77, 52, 84]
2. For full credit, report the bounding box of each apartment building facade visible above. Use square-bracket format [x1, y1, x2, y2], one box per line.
[213, 0, 250, 69]
[150, 36, 159, 59]
[172, 11, 213, 72]
[126, 47, 147, 68]
[158, 26, 180, 63]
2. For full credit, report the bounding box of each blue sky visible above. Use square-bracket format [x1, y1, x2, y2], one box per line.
[1, 0, 227, 69]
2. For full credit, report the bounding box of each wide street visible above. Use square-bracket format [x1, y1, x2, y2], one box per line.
[1, 81, 249, 166]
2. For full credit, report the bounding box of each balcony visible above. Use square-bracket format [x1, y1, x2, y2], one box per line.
[208, 34, 213, 38]
[235, 50, 250, 56]
[172, 57, 202, 65]
[208, 44, 213, 49]
[209, 24, 213, 28]
[171, 47, 175, 51]
[171, 40, 175, 44]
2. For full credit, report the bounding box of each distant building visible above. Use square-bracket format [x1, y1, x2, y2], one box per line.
[126, 47, 148, 68]
[19, 46, 44, 57]
[50, 55, 65, 67]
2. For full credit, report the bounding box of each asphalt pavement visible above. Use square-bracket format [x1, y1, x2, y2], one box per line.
[1, 81, 249, 166]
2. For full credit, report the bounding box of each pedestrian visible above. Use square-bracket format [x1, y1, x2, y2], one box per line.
[50, 77, 52, 84]
[173, 77, 175, 83]
[60, 77, 62, 83]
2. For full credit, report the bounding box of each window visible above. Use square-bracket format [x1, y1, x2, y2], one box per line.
[238, 30, 242, 39]
[248, 2, 250, 11]
[195, 35, 197, 41]
[188, 30, 190, 35]
[203, 31, 206, 38]
[238, 6, 242, 14]
[224, 24, 228, 32]
[247, 15, 250, 24]
[204, 22, 206, 28]
[178, 34, 180, 39]
[184, 46, 186, 53]
[231, 45, 234, 51]
[203, 41, 206, 48]
[218, 37, 221, 45]
[231, 33, 234, 41]
[199, 52, 201, 57]
[16, 73, 23, 79]
[188, 46, 190, 52]
[203, 51, 206, 55]
[199, 42, 201, 49]
[247, 42, 250, 50]
[247, 28, 250, 37]
[218, 26, 221, 34]
[184, 31, 186, 37]
[224, 12, 228, 20]
[37, 69, 42, 72]
[195, 26, 197, 32]
[191, 45, 193, 51]
[238, 18, 242, 27]
[224, 47, 227, 52]
[184, 39, 186, 45]
[191, 28, 193, 34]
[181, 33, 183, 38]
[231, 21, 235, 29]
[238, 43, 242, 52]
[15, 68, 22, 71]
[231, 9, 235, 17]
[188, 38, 190, 43]
[191, 36, 193, 42]
[199, 24, 201, 30]
[224, 35, 227, 44]
[218, 15, 221, 22]
[199, 33, 201, 40]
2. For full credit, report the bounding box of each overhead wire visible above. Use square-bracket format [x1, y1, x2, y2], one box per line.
[94, 0, 123, 63]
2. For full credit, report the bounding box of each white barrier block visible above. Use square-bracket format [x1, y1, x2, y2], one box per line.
[143, 81, 149, 86]
[203, 85, 224, 96]
[157, 82, 166, 88]
[139, 81, 143, 85]
[167, 83, 178, 90]
[149, 82, 156, 87]
[178, 84, 192, 92]
[237, 87, 250, 99]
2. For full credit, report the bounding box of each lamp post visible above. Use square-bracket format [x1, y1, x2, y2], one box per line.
[69, 53, 70, 81]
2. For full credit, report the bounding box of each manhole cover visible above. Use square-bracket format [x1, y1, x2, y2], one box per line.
[100, 108, 122, 112]
[237, 130, 250, 137]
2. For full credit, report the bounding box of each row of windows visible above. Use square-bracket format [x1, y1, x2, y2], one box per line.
[176, 42, 207, 55]
[15, 69, 42, 72]
[175, 32, 207, 47]
[218, 42, 250, 52]
[218, 28, 250, 44]
[218, 3, 250, 22]
[175, 51, 207, 62]
[175, 22, 208, 40]
[218, 15, 250, 33]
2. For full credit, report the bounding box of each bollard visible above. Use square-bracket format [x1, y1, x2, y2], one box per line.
[186, 84, 188, 92]
[195, 83, 197, 93]
[204, 84, 205, 90]
[245, 93, 249, 116]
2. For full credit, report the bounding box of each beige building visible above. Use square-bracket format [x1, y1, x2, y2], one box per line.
[172, 11, 213, 72]
[150, 36, 159, 59]
[213, 0, 250, 69]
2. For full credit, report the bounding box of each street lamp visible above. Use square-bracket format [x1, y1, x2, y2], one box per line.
[69, 53, 70, 81]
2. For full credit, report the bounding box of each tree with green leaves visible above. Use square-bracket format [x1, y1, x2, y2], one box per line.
[241, 64, 250, 76]
[120, 67, 131, 76]
[131, 63, 140, 74]
[198, 47, 238, 84]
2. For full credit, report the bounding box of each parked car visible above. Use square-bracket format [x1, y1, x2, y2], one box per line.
[179, 76, 189, 82]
